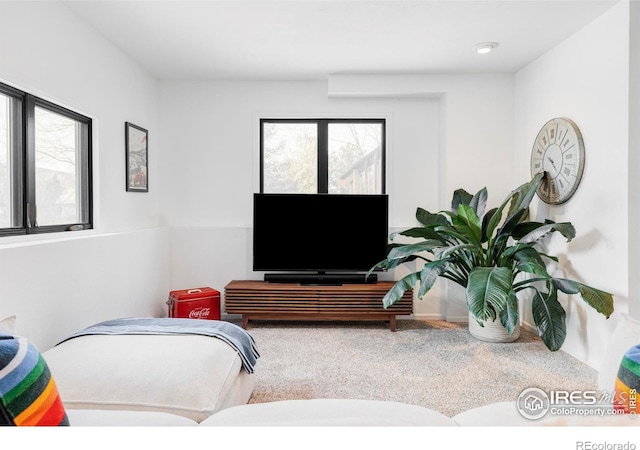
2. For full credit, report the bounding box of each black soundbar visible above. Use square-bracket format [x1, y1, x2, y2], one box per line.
[264, 273, 378, 285]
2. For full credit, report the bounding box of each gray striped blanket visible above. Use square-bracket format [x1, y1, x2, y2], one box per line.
[56, 317, 260, 374]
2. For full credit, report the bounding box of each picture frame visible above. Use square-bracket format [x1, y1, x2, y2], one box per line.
[125, 122, 149, 192]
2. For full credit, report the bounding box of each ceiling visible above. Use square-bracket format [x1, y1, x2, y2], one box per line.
[62, 0, 620, 81]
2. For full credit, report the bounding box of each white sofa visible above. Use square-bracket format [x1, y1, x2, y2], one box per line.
[199, 398, 457, 426]
[0, 316, 256, 426]
[43, 333, 255, 425]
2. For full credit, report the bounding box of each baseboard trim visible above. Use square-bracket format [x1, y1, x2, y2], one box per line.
[409, 313, 468, 322]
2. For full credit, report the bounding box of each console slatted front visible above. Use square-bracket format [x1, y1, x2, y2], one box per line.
[224, 280, 413, 331]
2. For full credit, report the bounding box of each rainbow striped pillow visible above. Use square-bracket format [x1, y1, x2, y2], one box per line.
[613, 344, 640, 415]
[0, 334, 69, 426]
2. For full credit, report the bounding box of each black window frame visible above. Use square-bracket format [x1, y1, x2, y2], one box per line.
[259, 118, 386, 194]
[0, 81, 93, 237]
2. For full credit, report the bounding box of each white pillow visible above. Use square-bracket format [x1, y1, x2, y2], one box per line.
[597, 313, 640, 393]
[0, 315, 17, 335]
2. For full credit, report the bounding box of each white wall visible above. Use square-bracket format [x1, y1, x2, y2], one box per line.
[629, 0, 640, 319]
[159, 81, 440, 228]
[328, 74, 517, 205]
[514, 2, 631, 367]
[0, 2, 169, 350]
[159, 80, 442, 307]
[0, 2, 161, 233]
[0, 229, 170, 351]
[159, 75, 515, 321]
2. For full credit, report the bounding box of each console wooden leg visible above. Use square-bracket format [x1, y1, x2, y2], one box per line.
[390, 315, 396, 332]
[242, 315, 249, 329]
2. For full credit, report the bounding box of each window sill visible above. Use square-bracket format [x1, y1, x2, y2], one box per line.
[0, 228, 102, 249]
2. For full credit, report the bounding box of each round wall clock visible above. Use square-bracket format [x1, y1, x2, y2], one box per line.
[530, 117, 585, 205]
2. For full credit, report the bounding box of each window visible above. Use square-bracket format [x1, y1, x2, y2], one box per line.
[0, 81, 92, 237]
[260, 119, 385, 194]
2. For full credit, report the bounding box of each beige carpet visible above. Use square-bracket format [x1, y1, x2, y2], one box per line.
[242, 319, 598, 417]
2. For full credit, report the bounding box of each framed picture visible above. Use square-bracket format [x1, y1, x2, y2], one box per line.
[125, 122, 149, 192]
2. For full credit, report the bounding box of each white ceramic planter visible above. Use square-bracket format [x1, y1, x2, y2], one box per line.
[468, 311, 521, 343]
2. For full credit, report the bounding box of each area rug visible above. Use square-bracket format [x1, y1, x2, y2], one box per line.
[243, 319, 598, 417]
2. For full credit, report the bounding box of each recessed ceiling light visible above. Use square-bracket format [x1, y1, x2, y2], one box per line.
[474, 42, 499, 54]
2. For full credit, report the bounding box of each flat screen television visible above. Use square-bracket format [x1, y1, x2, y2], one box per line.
[253, 193, 389, 284]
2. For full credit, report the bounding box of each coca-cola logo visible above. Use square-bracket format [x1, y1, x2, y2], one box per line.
[189, 307, 210, 319]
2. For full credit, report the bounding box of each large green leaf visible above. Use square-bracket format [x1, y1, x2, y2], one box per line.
[416, 208, 449, 227]
[507, 244, 550, 276]
[433, 224, 477, 244]
[452, 204, 482, 243]
[476, 173, 544, 245]
[507, 172, 544, 216]
[452, 189, 473, 213]
[499, 290, 519, 334]
[511, 221, 546, 240]
[515, 261, 551, 278]
[551, 278, 580, 294]
[466, 266, 513, 322]
[518, 222, 576, 244]
[531, 289, 567, 351]
[434, 244, 480, 261]
[394, 227, 446, 243]
[552, 279, 614, 318]
[496, 208, 529, 238]
[387, 240, 442, 260]
[366, 243, 423, 277]
[492, 173, 543, 240]
[417, 259, 451, 299]
[485, 199, 509, 244]
[366, 252, 419, 278]
[481, 207, 498, 243]
[470, 187, 488, 218]
[382, 272, 420, 308]
[487, 233, 511, 265]
[501, 244, 545, 267]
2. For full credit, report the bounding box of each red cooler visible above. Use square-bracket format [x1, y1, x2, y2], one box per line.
[167, 287, 221, 320]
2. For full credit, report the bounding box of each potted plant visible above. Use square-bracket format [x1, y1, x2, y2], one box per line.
[368, 172, 614, 351]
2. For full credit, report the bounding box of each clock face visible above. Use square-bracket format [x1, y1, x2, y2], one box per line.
[530, 117, 585, 205]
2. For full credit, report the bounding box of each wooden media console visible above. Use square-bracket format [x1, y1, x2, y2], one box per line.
[223, 280, 413, 332]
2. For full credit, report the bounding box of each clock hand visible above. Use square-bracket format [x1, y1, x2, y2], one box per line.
[546, 156, 558, 171]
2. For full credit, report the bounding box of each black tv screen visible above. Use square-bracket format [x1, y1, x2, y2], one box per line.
[253, 193, 389, 275]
